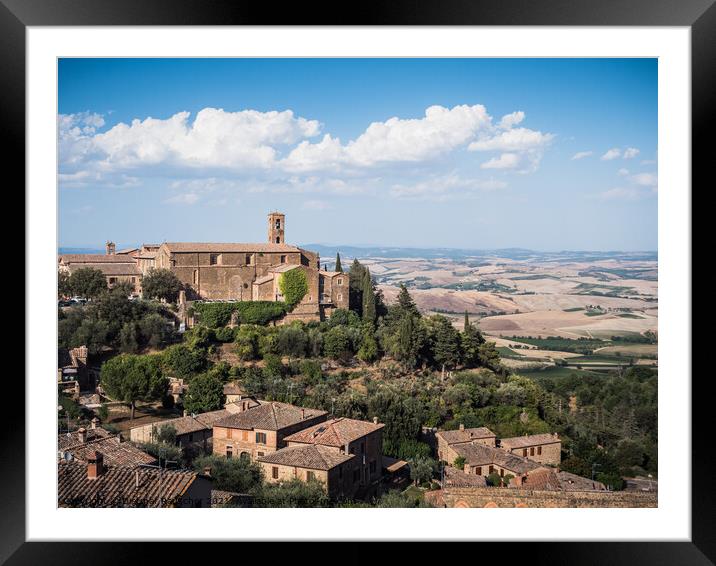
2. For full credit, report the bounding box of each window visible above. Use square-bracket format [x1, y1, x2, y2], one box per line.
[307, 471, 315, 481]
[337, 294, 342, 301]
[530, 447, 535, 456]
[337, 278, 343, 286]
[242, 430, 248, 441]
[369, 460, 376, 473]
[257, 451, 264, 457]
[523, 448, 527, 457]
[272, 467, 279, 479]
[131, 277, 136, 283]
[189, 433, 194, 442]
[246, 254, 253, 265]
[489, 465, 494, 474]
[109, 277, 116, 284]
[275, 219, 281, 229]
[227, 429, 232, 439]
[537, 446, 542, 455]
[276, 237, 280, 243]
[256, 432, 267, 444]
[280, 255, 286, 263]
[226, 446, 233, 459]
[210, 253, 221, 265]
[476, 466, 482, 476]
[500, 469, 504, 477]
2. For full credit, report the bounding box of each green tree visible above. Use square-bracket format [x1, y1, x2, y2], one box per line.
[193, 455, 263, 493]
[141, 268, 183, 303]
[334, 252, 343, 272]
[234, 326, 261, 360]
[357, 325, 379, 363]
[361, 268, 376, 324]
[478, 342, 502, 371]
[461, 312, 486, 368]
[324, 326, 354, 362]
[119, 322, 140, 353]
[276, 324, 308, 360]
[408, 455, 437, 485]
[453, 456, 466, 470]
[69, 267, 107, 299]
[348, 259, 368, 315]
[100, 354, 167, 420]
[253, 478, 330, 508]
[58, 271, 72, 298]
[184, 372, 224, 414]
[425, 315, 461, 372]
[163, 344, 207, 379]
[396, 283, 420, 317]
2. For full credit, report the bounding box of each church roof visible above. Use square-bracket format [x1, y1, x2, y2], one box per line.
[162, 242, 300, 253]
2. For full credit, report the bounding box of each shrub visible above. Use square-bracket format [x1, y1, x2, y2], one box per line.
[214, 326, 236, 343]
[278, 269, 308, 308]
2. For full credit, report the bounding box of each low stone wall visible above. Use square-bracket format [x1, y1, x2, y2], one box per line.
[426, 487, 657, 508]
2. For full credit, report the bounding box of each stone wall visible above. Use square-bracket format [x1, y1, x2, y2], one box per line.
[426, 486, 657, 508]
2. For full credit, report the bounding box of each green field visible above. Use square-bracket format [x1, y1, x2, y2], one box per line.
[518, 365, 609, 380]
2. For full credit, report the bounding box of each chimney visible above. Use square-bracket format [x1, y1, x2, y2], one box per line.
[373, 417, 379, 425]
[77, 427, 87, 443]
[459, 423, 465, 431]
[105, 241, 116, 255]
[87, 451, 104, 479]
[90, 417, 99, 429]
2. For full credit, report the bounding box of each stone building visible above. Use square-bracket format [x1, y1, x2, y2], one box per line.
[212, 402, 328, 461]
[499, 433, 562, 466]
[260, 417, 385, 498]
[58, 423, 156, 468]
[58, 243, 142, 295]
[452, 442, 544, 484]
[57, 212, 347, 322]
[435, 425, 497, 464]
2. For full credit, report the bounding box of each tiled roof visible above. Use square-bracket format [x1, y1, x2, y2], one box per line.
[193, 409, 230, 428]
[443, 466, 488, 488]
[284, 417, 383, 448]
[453, 443, 542, 475]
[142, 409, 229, 436]
[556, 471, 606, 491]
[58, 429, 155, 468]
[257, 444, 353, 471]
[67, 263, 142, 276]
[163, 242, 301, 253]
[116, 248, 140, 255]
[268, 264, 300, 273]
[58, 461, 199, 507]
[135, 252, 157, 259]
[214, 402, 327, 431]
[253, 274, 274, 285]
[500, 433, 560, 450]
[59, 254, 138, 264]
[436, 427, 496, 445]
[515, 468, 562, 490]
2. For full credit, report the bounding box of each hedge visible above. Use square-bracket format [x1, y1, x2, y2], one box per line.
[192, 301, 287, 328]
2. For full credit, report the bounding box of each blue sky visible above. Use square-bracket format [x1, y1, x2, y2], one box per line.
[58, 58, 657, 251]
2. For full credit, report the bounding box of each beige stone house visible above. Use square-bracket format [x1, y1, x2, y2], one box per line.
[452, 442, 544, 484]
[435, 425, 497, 464]
[59, 422, 155, 468]
[212, 402, 328, 461]
[129, 407, 233, 452]
[499, 433, 562, 466]
[263, 417, 385, 498]
[58, 243, 142, 295]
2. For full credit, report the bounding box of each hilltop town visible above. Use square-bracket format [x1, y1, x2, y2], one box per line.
[57, 213, 657, 508]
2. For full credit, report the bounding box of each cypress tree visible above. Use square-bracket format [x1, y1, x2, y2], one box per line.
[362, 268, 376, 324]
[397, 283, 419, 317]
[464, 310, 470, 332]
[335, 252, 343, 272]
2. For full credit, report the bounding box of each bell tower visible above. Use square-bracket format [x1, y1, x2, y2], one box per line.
[268, 211, 285, 244]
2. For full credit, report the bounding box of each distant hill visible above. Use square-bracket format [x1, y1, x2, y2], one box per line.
[58, 247, 104, 255]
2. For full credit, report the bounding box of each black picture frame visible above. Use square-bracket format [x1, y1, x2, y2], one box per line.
[6, 0, 710, 563]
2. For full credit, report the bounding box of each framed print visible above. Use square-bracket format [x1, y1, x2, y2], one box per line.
[7, 0, 712, 563]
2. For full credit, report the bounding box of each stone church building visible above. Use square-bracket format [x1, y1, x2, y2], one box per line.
[59, 212, 349, 323]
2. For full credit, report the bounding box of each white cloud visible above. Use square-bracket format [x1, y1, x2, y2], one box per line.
[572, 151, 593, 160]
[623, 147, 640, 159]
[480, 153, 520, 169]
[389, 173, 507, 201]
[594, 187, 643, 201]
[302, 199, 333, 211]
[601, 148, 621, 160]
[164, 192, 200, 205]
[617, 168, 630, 176]
[630, 172, 658, 188]
[498, 111, 525, 129]
[468, 128, 554, 153]
[284, 104, 493, 171]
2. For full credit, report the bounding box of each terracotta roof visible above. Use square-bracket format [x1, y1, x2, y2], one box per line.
[500, 433, 561, 450]
[139, 409, 229, 436]
[381, 455, 408, 473]
[443, 466, 488, 488]
[268, 264, 301, 274]
[67, 263, 142, 276]
[59, 254, 139, 264]
[163, 242, 301, 253]
[58, 429, 155, 468]
[135, 252, 157, 259]
[436, 427, 496, 445]
[284, 417, 383, 448]
[214, 402, 327, 431]
[556, 471, 607, 491]
[319, 271, 343, 277]
[453, 443, 542, 475]
[116, 248, 140, 255]
[253, 274, 274, 285]
[193, 409, 230, 428]
[514, 468, 562, 490]
[257, 444, 353, 471]
[58, 461, 199, 507]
